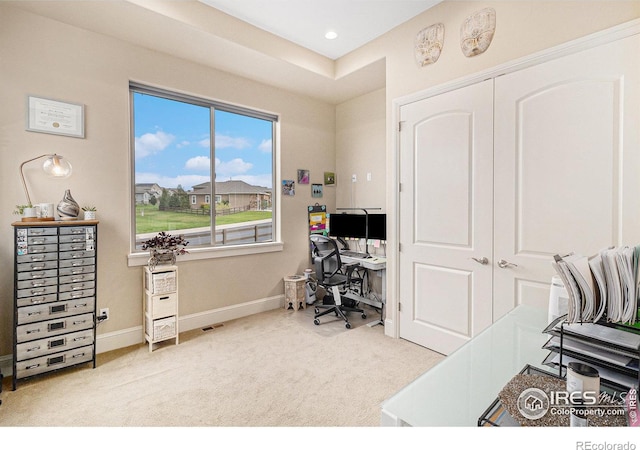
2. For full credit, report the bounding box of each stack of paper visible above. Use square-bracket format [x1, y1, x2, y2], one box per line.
[552, 246, 640, 325]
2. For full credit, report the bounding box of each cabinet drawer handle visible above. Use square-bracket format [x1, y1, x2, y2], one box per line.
[30, 297, 47, 304]
[71, 284, 86, 290]
[70, 252, 86, 258]
[70, 292, 85, 298]
[70, 268, 85, 274]
[26, 363, 41, 370]
[73, 336, 89, 342]
[31, 239, 45, 244]
[30, 264, 46, 270]
[70, 276, 86, 282]
[70, 237, 84, 242]
[71, 260, 85, 267]
[26, 328, 41, 334]
[47, 355, 65, 366]
[27, 311, 42, 317]
[30, 248, 45, 253]
[70, 229, 84, 234]
[30, 256, 45, 262]
[73, 303, 88, 308]
[70, 245, 85, 250]
[30, 289, 46, 295]
[71, 352, 86, 359]
[27, 345, 41, 352]
[159, 296, 170, 300]
[30, 281, 45, 287]
[50, 304, 67, 314]
[31, 230, 44, 235]
[73, 320, 88, 325]
[30, 272, 46, 279]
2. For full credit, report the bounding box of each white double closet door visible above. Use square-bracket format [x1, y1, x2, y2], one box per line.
[398, 32, 640, 355]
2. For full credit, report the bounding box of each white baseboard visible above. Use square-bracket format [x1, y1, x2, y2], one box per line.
[0, 295, 284, 378]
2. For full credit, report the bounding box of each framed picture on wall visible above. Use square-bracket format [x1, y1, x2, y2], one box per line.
[282, 180, 295, 196]
[312, 184, 323, 198]
[26, 95, 85, 138]
[297, 169, 310, 184]
[324, 172, 335, 186]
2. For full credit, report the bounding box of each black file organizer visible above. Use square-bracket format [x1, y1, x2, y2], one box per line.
[542, 314, 640, 391]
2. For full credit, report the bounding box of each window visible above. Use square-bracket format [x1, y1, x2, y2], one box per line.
[130, 83, 276, 253]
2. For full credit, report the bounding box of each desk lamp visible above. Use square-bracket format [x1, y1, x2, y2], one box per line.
[20, 154, 72, 205]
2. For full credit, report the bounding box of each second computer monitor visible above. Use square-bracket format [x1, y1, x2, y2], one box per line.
[367, 213, 386, 241]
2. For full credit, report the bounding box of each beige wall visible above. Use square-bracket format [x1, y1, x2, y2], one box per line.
[335, 88, 386, 212]
[0, 5, 336, 356]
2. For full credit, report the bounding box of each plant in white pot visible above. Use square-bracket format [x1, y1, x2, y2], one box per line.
[82, 206, 97, 220]
[14, 204, 36, 219]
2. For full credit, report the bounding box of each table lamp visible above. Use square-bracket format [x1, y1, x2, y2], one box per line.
[20, 154, 72, 205]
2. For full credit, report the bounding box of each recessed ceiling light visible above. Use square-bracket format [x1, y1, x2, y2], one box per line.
[325, 31, 338, 40]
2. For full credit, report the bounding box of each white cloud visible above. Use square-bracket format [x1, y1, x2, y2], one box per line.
[135, 130, 175, 159]
[185, 156, 211, 171]
[176, 140, 190, 149]
[198, 138, 210, 148]
[215, 157, 253, 176]
[258, 139, 272, 153]
[215, 134, 251, 150]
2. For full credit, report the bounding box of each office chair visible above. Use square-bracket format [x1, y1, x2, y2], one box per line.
[309, 234, 366, 329]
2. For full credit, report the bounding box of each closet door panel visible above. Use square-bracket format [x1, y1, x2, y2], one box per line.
[399, 80, 494, 355]
[493, 34, 640, 321]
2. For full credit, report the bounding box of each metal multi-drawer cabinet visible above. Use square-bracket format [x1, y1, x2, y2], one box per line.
[12, 220, 98, 390]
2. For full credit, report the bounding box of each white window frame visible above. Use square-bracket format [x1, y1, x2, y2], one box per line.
[127, 83, 282, 266]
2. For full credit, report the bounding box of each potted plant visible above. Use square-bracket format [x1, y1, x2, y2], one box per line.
[141, 231, 189, 269]
[82, 206, 97, 220]
[14, 204, 36, 219]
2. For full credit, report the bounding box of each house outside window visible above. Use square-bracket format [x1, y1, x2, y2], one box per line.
[130, 83, 276, 254]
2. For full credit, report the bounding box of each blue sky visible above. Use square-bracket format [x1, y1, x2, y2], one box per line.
[134, 93, 273, 191]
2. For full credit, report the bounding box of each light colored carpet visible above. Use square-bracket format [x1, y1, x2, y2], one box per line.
[0, 304, 444, 427]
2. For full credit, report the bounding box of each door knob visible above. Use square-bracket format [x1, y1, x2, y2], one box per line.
[471, 257, 489, 265]
[497, 259, 518, 268]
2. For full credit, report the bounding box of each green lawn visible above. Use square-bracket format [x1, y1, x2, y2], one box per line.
[136, 204, 271, 234]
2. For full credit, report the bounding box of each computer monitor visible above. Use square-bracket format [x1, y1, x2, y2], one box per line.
[367, 214, 386, 241]
[328, 213, 367, 239]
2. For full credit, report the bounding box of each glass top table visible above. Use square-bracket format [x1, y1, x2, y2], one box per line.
[380, 305, 550, 426]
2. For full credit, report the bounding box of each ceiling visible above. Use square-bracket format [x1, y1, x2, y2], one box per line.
[199, 0, 443, 60]
[4, 0, 445, 103]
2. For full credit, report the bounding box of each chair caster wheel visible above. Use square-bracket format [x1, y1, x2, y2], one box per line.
[314, 307, 319, 314]
[361, 313, 367, 319]
[314, 319, 320, 325]
[345, 322, 351, 329]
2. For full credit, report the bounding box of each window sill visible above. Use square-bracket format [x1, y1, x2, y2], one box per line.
[127, 241, 284, 267]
